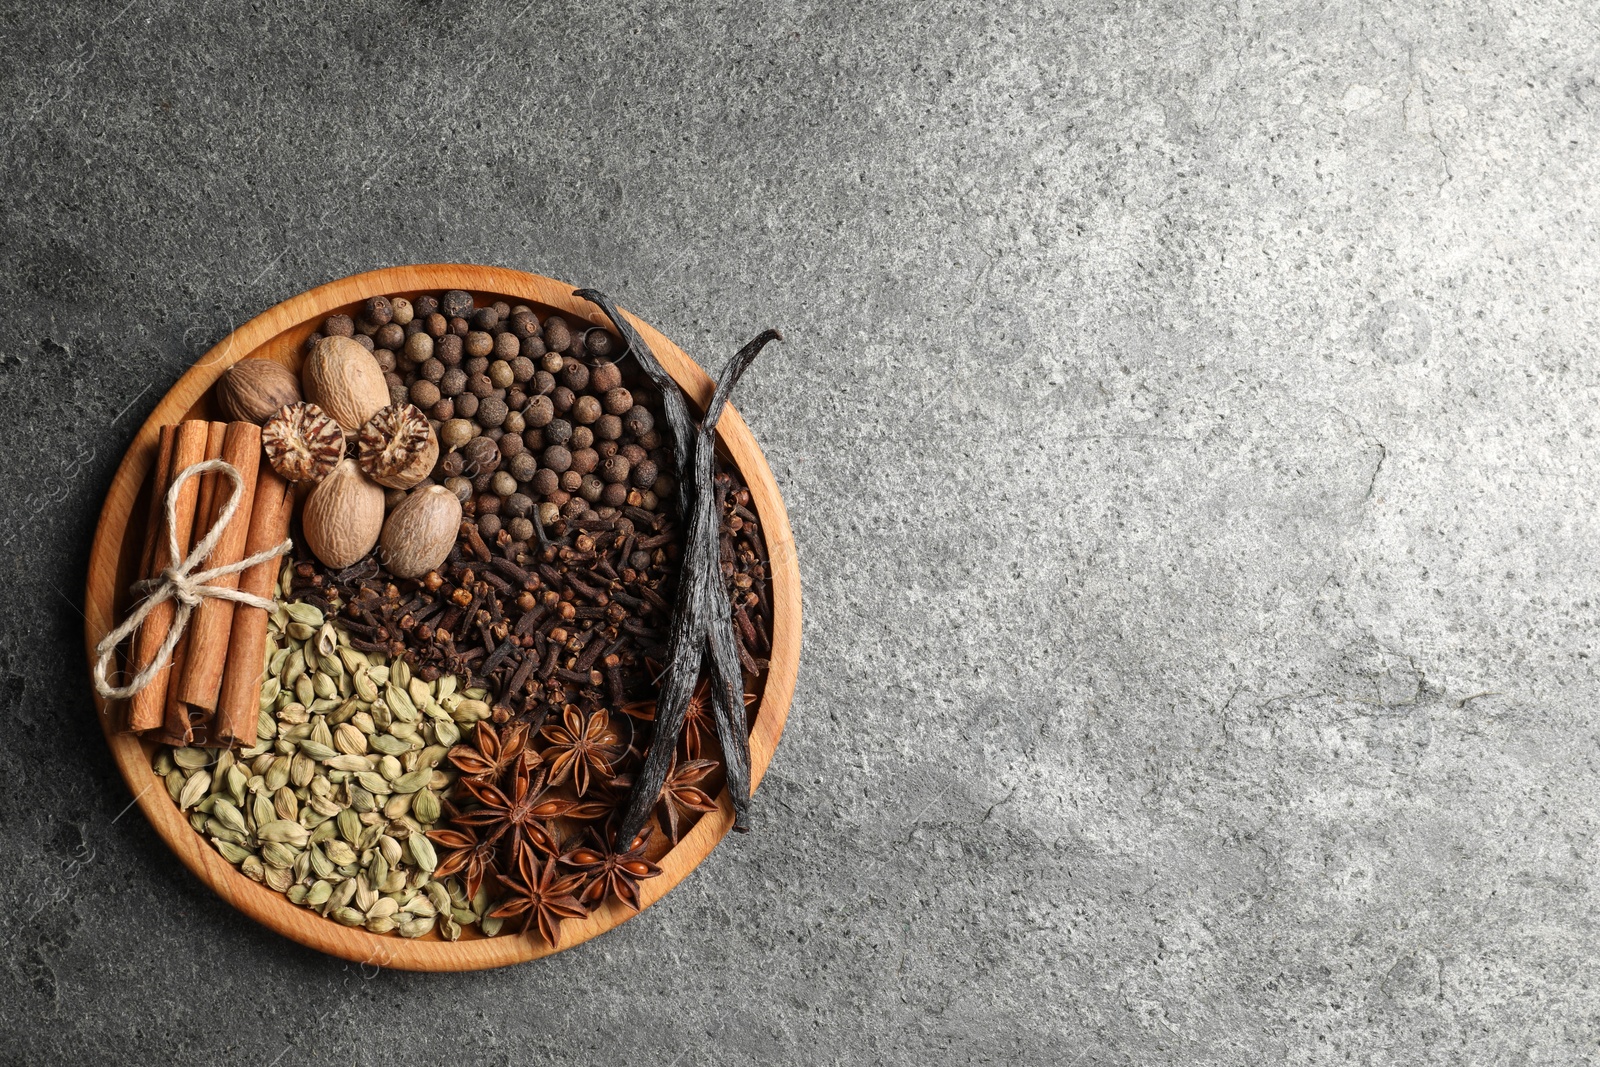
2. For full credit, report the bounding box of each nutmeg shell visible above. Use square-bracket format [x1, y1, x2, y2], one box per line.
[301, 458, 386, 569]
[379, 484, 463, 579]
[303, 335, 390, 432]
[215, 358, 302, 424]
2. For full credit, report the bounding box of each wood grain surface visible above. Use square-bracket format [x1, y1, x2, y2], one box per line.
[83, 265, 800, 971]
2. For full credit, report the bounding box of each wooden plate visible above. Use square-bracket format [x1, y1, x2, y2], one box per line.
[83, 265, 799, 971]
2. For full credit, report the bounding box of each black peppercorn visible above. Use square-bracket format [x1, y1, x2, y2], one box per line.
[441, 290, 472, 318]
[324, 314, 355, 337]
[543, 445, 573, 473]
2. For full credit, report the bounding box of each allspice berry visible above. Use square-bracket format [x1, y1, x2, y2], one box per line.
[489, 360, 515, 389]
[600, 453, 631, 484]
[590, 361, 622, 393]
[586, 330, 617, 359]
[509, 452, 537, 481]
[524, 395, 554, 427]
[324, 314, 355, 338]
[531, 469, 559, 496]
[390, 297, 414, 326]
[622, 406, 654, 437]
[375, 323, 404, 351]
[465, 331, 493, 358]
[441, 290, 472, 318]
[572, 395, 602, 425]
[543, 315, 572, 354]
[603, 387, 633, 416]
[631, 459, 658, 488]
[543, 445, 573, 473]
[410, 380, 441, 408]
[493, 332, 519, 360]
[439, 418, 476, 450]
[404, 332, 434, 364]
[413, 295, 439, 318]
[509, 311, 539, 339]
[478, 395, 509, 427]
[490, 470, 518, 497]
[363, 295, 393, 327]
[570, 448, 598, 476]
[560, 360, 589, 391]
[545, 419, 572, 447]
[424, 312, 448, 338]
[601, 482, 628, 507]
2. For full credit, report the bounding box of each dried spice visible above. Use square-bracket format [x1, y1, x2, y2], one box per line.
[579, 288, 781, 841]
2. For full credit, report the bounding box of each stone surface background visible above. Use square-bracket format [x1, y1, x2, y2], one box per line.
[2, 0, 1598, 1062]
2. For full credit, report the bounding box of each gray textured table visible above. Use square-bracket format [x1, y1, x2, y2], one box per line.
[3, 1, 1597, 1062]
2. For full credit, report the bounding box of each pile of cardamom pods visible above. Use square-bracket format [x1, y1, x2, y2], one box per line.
[150, 572, 506, 939]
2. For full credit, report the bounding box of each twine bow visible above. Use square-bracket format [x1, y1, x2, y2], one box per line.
[92, 458, 292, 701]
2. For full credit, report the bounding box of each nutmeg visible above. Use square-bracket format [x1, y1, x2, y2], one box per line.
[379, 484, 462, 579]
[357, 403, 439, 489]
[302, 335, 390, 432]
[301, 458, 385, 569]
[214, 358, 302, 424]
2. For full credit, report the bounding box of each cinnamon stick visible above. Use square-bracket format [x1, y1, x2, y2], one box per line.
[127, 420, 211, 732]
[175, 421, 262, 719]
[137, 426, 177, 582]
[158, 421, 227, 746]
[215, 465, 294, 748]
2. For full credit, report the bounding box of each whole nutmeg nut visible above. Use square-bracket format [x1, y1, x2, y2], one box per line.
[357, 403, 440, 489]
[302, 335, 390, 432]
[302, 458, 386, 569]
[262, 402, 345, 483]
[379, 485, 463, 579]
[214, 358, 302, 424]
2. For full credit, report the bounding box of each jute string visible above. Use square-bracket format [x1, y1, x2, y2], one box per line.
[92, 459, 292, 701]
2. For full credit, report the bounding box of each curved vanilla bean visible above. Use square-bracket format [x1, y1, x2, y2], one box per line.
[573, 288, 696, 521]
[611, 329, 783, 844]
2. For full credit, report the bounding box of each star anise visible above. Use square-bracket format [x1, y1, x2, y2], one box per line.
[490, 841, 589, 946]
[560, 827, 663, 912]
[454, 764, 560, 861]
[658, 757, 719, 844]
[448, 720, 537, 786]
[425, 814, 499, 900]
[540, 704, 620, 797]
[626, 678, 754, 760]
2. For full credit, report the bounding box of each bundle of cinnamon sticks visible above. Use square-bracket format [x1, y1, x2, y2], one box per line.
[123, 419, 293, 748]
